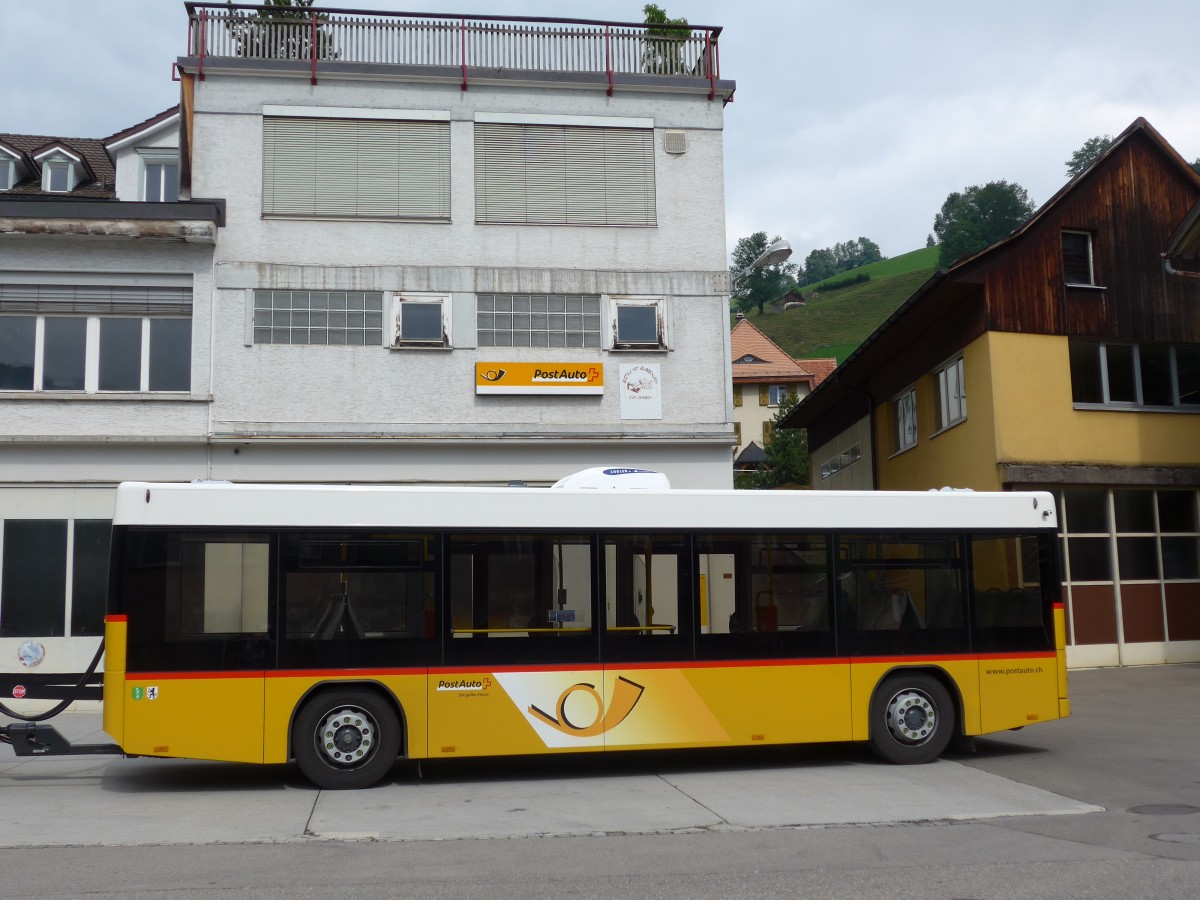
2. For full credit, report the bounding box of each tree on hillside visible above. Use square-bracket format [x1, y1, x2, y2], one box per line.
[933, 181, 1035, 268]
[801, 247, 837, 285]
[224, 0, 339, 61]
[729, 232, 798, 316]
[798, 237, 884, 286]
[736, 394, 808, 490]
[641, 4, 690, 74]
[1065, 134, 1114, 178]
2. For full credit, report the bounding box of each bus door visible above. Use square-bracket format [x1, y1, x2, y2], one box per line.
[599, 533, 704, 750]
[271, 534, 438, 763]
[431, 532, 600, 758]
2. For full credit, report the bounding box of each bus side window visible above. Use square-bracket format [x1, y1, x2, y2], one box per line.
[970, 535, 1054, 651]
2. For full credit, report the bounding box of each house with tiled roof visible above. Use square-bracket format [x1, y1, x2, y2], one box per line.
[730, 314, 834, 467]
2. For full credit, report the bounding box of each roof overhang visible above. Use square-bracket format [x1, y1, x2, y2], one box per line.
[105, 111, 181, 153]
[0, 196, 225, 243]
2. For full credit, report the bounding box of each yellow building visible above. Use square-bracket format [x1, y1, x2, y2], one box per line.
[783, 118, 1200, 667]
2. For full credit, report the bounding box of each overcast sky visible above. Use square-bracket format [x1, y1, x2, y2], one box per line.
[3, 0, 1197, 263]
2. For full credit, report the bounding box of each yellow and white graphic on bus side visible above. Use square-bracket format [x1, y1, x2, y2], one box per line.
[493, 670, 730, 749]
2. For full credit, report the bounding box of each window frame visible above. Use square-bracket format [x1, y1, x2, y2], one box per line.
[892, 386, 918, 454]
[252, 290, 385, 347]
[42, 159, 74, 193]
[0, 156, 14, 191]
[0, 313, 191, 394]
[1069, 340, 1200, 411]
[608, 296, 668, 352]
[1062, 230, 1097, 287]
[261, 110, 452, 222]
[767, 384, 791, 407]
[139, 149, 180, 202]
[476, 293, 602, 349]
[934, 355, 967, 432]
[473, 116, 657, 227]
[390, 292, 453, 349]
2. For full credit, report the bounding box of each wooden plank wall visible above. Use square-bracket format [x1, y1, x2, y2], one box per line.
[976, 132, 1200, 342]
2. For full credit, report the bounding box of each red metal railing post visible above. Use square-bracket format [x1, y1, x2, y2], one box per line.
[461, 17, 468, 91]
[198, 8, 207, 81]
[310, 12, 318, 85]
[605, 26, 613, 96]
[705, 30, 715, 101]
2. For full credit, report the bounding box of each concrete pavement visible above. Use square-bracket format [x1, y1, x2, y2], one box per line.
[1, 711, 1097, 847]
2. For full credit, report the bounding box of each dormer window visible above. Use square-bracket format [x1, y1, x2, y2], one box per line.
[0, 158, 13, 190]
[44, 160, 73, 192]
[139, 150, 180, 202]
[34, 145, 88, 194]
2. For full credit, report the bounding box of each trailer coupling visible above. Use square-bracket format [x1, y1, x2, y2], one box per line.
[1, 722, 121, 757]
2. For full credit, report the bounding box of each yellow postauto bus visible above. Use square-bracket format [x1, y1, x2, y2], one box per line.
[99, 474, 1069, 789]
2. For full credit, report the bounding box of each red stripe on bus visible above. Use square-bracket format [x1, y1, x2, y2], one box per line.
[1053, 602, 1065, 610]
[105, 615, 128, 623]
[126, 652, 1056, 682]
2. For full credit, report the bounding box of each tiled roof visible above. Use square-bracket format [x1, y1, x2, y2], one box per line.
[731, 317, 813, 383]
[104, 106, 180, 150]
[0, 133, 115, 198]
[797, 357, 838, 387]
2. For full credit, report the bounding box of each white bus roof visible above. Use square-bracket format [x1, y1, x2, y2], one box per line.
[113, 482, 1058, 533]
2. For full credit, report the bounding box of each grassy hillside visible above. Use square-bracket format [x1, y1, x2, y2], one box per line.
[745, 247, 939, 363]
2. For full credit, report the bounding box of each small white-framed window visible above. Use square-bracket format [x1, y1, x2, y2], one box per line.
[140, 150, 180, 202]
[935, 356, 966, 430]
[893, 387, 918, 453]
[0, 158, 14, 191]
[609, 297, 667, 351]
[1063, 230, 1096, 286]
[768, 384, 791, 407]
[390, 293, 452, 348]
[42, 159, 74, 193]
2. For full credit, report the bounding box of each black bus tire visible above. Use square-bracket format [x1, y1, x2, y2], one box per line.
[293, 688, 401, 789]
[868, 673, 955, 765]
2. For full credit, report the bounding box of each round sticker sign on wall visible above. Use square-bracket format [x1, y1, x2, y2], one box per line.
[18, 641, 46, 668]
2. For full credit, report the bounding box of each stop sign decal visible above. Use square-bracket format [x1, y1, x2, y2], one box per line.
[12, 685, 26, 699]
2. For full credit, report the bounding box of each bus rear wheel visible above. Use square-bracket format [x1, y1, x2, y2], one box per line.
[293, 688, 401, 789]
[869, 673, 955, 765]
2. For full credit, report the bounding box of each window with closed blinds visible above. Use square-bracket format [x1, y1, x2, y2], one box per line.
[262, 117, 450, 220]
[474, 123, 656, 226]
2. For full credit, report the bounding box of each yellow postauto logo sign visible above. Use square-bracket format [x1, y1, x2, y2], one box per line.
[475, 362, 604, 395]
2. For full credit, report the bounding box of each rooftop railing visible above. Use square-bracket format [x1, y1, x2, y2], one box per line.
[184, 4, 723, 98]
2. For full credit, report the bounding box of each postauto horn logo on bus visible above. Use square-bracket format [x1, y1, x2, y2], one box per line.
[527, 676, 645, 737]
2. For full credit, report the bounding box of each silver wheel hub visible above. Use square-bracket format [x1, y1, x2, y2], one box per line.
[318, 707, 376, 766]
[885, 689, 937, 745]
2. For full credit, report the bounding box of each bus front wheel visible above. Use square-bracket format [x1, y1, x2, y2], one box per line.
[869, 673, 955, 764]
[293, 688, 401, 789]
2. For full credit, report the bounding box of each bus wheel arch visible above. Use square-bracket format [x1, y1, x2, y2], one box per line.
[290, 683, 405, 789]
[867, 668, 958, 765]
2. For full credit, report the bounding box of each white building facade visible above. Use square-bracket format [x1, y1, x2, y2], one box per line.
[0, 7, 737, 681]
[185, 8, 736, 488]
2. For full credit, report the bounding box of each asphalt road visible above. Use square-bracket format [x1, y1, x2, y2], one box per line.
[2, 664, 1198, 899]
